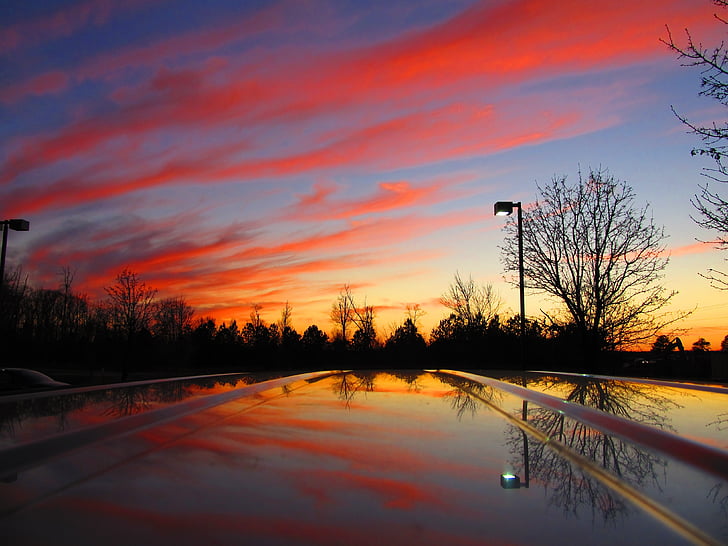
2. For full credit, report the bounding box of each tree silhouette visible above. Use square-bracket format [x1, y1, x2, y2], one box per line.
[330, 285, 355, 344]
[439, 272, 502, 326]
[104, 269, 157, 378]
[664, 0, 728, 289]
[692, 337, 712, 351]
[651, 334, 674, 353]
[153, 296, 194, 342]
[500, 169, 681, 356]
[301, 324, 328, 352]
[385, 318, 426, 354]
[105, 269, 156, 342]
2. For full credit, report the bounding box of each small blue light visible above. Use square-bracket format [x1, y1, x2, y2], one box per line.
[500, 473, 521, 489]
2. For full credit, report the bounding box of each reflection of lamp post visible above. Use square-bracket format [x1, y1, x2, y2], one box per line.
[494, 202, 525, 337]
[0, 219, 30, 288]
[501, 401, 530, 489]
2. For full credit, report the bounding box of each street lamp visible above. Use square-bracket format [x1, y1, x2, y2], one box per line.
[494, 201, 525, 338]
[1, 219, 30, 288]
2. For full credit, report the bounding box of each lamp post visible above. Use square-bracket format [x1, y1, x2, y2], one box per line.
[495, 202, 530, 491]
[494, 201, 525, 337]
[1, 219, 30, 288]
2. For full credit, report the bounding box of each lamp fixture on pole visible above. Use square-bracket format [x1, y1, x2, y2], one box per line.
[1, 219, 30, 288]
[493, 202, 525, 337]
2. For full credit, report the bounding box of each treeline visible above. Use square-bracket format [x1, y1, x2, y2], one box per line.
[0, 268, 719, 378]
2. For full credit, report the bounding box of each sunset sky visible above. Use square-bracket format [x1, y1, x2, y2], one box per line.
[2, 0, 727, 348]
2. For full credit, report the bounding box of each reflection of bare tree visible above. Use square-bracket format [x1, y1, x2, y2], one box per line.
[436, 374, 499, 419]
[390, 370, 424, 392]
[708, 483, 728, 516]
[152, 381, 188, 404]
[508, 377, 680, 524]
[332, 372, 378, 407]
[708, 412, 728, 432]
[104, 386, 151, 417]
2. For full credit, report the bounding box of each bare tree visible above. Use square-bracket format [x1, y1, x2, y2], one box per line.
[330, 285, 355, 343]
[249, 303, 264, 328]
[439, 272, 502, 326]
[664, 0, 728, 288]
[405, 303, 425, 328]
[350, 298, 377, 349]
[105, 268, 157, 342]
[500, 169, 682, 353]
[153, 296, 194, 342]
[278, 301, 293, 330]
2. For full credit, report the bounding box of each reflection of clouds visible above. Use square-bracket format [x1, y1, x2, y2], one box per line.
[210, 425, 465, 475]
[286, 468, 446, 510]
[32, 492, 479, 546]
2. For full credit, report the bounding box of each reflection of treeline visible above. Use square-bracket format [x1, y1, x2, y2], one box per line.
[0, 375, 253, 441]
[0, 268, 630, 375]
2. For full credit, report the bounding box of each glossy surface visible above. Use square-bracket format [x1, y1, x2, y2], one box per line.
[0, 370, 726, 545]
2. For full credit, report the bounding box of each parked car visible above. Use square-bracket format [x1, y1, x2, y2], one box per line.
[0, 368, 69, 393]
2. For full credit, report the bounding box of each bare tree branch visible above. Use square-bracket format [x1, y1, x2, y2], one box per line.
[500, 169, 685, 352]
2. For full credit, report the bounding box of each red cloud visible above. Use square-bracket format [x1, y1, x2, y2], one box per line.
[3, 0, 713, 192]
[0, 71, 69, 104]
[286, 176, 473, 221]
[1, 98, 594, 218]
[0, 0, 163, 54]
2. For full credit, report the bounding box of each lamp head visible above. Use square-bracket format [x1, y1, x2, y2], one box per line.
[494, 201, 514, 216]
[8, 219, 30, 232]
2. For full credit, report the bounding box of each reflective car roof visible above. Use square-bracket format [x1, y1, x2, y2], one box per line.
[0, 370, 726, 545]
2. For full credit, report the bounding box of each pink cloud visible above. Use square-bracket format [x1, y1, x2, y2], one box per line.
[3, 0, 712, 190]
[668, 242, 722, 257]
[0, 0, 164, 54]
[286, 175, 475, 221]
[0, 71, 69, 104]
[2, 94, 605, 218]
